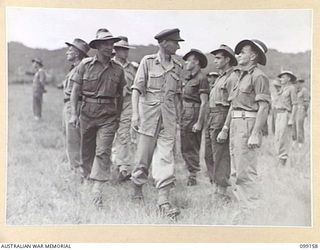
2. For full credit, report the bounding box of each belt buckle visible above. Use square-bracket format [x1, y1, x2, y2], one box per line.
[241, 111, 246, 119]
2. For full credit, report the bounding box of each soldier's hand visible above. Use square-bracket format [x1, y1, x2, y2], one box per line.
[192, 122, 202, 133]
[217, 130, 228, 143]
[288, 118, 294, 126]
[69, 114, 80, 128]
[247, 133, 261, 149]
[131, 112, 140, 142]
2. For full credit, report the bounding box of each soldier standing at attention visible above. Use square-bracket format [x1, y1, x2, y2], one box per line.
[113, 36, 137, 182]
[293, 79, 309, 148]
[70, 29, 125, 207]
[217, 39, 271, 224]
[31, 58, 46, 121]
[180, 49, 209, 186]
[130, 28, 184, 220]
[207, 45, 238, 196]
[63, 38, 90, 171]
[274, 71, 298, 165]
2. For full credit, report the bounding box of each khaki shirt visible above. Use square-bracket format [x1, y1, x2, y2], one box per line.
[113, 58, 137, 98]
[132, 52, 183, 137]
[71, 55, 126, 118]
[297, 87, 309, 106]
[228, 65, 271, 111]
[209, 67, 237, 108]
[63, 65, 78, 99]
[275, 84, 298, 111]
[182, 69, 209, 103]
[33, 68, 46, 95]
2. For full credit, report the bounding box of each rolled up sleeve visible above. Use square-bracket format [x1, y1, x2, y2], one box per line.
[70, 61, 85, 86]
[254, 75, 271, 103]
[132, 56, 148, 94]
[199, 76, 209, 95]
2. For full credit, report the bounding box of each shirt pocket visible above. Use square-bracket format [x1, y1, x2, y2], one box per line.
[82, 72, 99, 93]
[239, 79, 253, 94]
[148, 72, 164, 90]
[184, 80, 199, 96]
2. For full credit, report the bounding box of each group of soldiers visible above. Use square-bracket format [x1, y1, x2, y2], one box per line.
[31, 27, 310, 223]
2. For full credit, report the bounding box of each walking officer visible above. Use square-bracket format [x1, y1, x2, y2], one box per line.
[130, 28, 184, 220]
[206, 45, 238, 196]
[69, 28, 125, 206]
[63, 38, 90, 171]
[113, 36, 137, 182]
[31, 58, 46, 120]
[217, 39, 271, 224]
[274, 70, 298, 165]
[180, 49, 209, 186]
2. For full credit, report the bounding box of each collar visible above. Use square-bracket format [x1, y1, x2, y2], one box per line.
[113, 57, 130, 68]
[219, 66, 234, 77]
[155, 51, 174, 71]
[91, 54, 113, 68]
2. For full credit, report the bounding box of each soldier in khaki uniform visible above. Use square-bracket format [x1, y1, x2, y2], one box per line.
[63, 38, 90, 171]
[206, 45, 238, 196]
[113, 37, 137, 182]
[31, 58, 46, 120]
[70, 29, 125, 206]
[131, 28, 184, 220]
[274, 71, 298, 165]
[217, 39, 271, 224]
[180, 49, 209, 186]
[293, 79, 309, 148]
[207, 72, 219, 91]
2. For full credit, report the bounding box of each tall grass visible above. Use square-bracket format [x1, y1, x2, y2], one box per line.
[7, 84, 311, 226]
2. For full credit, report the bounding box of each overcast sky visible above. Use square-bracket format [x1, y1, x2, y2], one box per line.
[6, 7, 312, 54]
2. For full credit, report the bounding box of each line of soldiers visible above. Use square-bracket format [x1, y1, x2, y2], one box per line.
[33, 27, 309, 224]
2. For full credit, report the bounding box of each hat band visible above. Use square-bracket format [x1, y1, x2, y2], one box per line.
[253, 42, 265, 54]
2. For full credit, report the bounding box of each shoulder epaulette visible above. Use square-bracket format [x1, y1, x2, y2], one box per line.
[144, 54, 157, 60]
[82, 57, 94, 64]
[172, 57, 183, 68]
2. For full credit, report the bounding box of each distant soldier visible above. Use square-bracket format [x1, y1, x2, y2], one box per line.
[292, 79, 309, 148]
[70, 29, 125, 207]
[180, 49, 209, 186]
[131, 28, 184, 220]
[274, 71, 298, 166]
[270, 80, 282, 135]
[113, 36, 137, 182]
[207, 72, 219, 91]
[31, 58, 46, 120]
[63, 38, 90, 171]
[206, 45, 238, 197]
[217, 39, 270, 224]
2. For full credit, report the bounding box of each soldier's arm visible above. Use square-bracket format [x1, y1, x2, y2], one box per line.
[116, 70, 126, 121]
[288, 86, 298, 125]
[196, 93, 208, 129]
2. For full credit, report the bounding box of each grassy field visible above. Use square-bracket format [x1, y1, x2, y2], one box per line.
[7, 84, 311, 226]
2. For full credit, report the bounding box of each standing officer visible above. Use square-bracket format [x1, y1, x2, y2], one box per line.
[63, 38, 90, 171]
[207, 72, 219, 91]
[31, 58, 46, 120]
[274, 71, 298, 165]
[69, 28, 125, 206]
[217, 39, 271, 224]
[113, 36, 137, 182]
[180, 49, 209, 186]
[130, 28, 184, 220]
[206, 45, 238, 196]
[293, 79, 309, 148]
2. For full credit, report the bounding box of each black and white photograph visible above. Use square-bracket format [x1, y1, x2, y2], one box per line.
[6, 7, 312, 226]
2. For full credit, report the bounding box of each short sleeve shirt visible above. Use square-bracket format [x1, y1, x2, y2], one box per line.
[33, 68, 46, 95]
[275, 84, 298, 111]
[297, 87, 309, 106]
[63, 65, 78, 98]
[209, 67, 238, 108]
[131, 52, 183, 137]
[182, 69, 209, 103]
[228, 65, 271, 111]
[113, 59, 137, 96]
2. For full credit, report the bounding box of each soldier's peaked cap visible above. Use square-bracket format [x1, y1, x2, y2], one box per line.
[154, 28, 184, 42]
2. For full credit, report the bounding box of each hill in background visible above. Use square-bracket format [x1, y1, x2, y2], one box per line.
[8, 41, 311, 89]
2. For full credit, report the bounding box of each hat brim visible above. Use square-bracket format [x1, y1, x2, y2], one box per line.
[235, 40, 266, 66]
[278, 72, 297, 82]
[65, 42, 89, 57]
[114, 45, 136, 49]
[210, 48, 238, 66]
[31, 59, 43, 67]
[89, 37, 122, 49]
[183, 51, 208, 68]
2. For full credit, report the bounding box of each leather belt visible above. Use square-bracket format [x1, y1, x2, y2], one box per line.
[83, 96, 114, 104]
[183, 102, 201, 108]
[276, 108, 290, 113]
[209, 105, 229, 113]
[232, 110, 257, 119]
[64, 96, 82, 103]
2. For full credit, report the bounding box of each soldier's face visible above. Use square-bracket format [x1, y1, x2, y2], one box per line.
[279, 74, 291, 85]
[164, 40, 180, 55]
[237, 45, 255, 66]
[66, 46, 79, 62]
[96, 40, 114, 57]
[185, 55, 199, 71]
[115, 48, 129, 60]
[214, 52, 230, 69]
